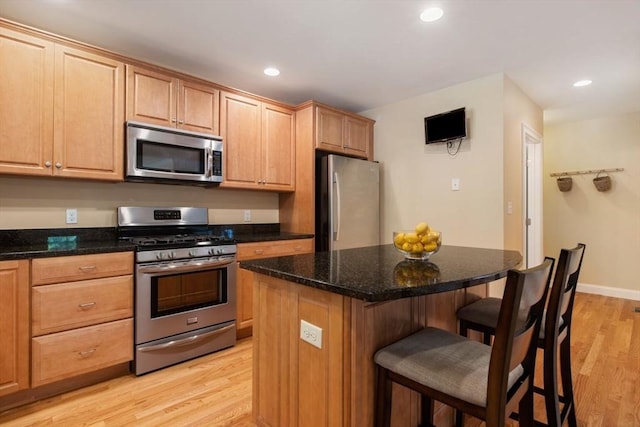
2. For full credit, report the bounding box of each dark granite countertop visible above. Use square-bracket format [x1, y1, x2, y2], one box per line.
[234, 232, 313, 243]
[240, 244, 522, 302]
[0, 225, 314, 260]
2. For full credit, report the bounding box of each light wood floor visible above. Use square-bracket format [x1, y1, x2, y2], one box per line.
[0, 293, 638, 426]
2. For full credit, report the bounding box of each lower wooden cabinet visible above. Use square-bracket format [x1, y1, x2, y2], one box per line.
[30, 252, 134, 388]
[236, 238, 313, 338]
[0, 260, 29, 398]
[31, 318, 133, 387]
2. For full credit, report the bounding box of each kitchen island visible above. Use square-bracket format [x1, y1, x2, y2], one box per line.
[240, 244, 522, 427]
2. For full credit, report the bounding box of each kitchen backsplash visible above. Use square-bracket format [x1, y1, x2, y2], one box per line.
[0, 176, 279, 229]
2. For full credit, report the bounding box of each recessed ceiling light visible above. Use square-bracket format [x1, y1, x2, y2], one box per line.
[264, 67, 280, 77]
[573, 79, 592, 87]
[420, 7, 444, 22]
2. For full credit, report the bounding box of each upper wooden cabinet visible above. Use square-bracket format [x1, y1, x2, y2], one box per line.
[316, 105, 374, 159]
[0, 260, 29, 397]
[126, 65, 220, 135]
[0, 27, 124, 181]
[220, 91, 295, 191]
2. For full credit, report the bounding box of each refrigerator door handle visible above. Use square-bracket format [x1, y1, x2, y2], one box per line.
[333, 171, 341, 242]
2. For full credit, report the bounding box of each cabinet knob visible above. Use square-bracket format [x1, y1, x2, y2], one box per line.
[178, 120, 184, 124]
[44, 161, 52, 168]
[55, 162, 62, 168]
[171, 118, 177, 123]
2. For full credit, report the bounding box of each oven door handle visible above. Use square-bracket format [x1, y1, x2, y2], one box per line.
[138, 324, 235, 352]
[137, 257, 235, 274]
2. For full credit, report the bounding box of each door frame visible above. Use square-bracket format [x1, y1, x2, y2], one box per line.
[522, 123, 543, 268]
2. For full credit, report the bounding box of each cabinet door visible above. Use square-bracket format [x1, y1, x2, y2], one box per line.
[236, 239, 313, 339]
[179, 79, 220, 135]
[53, 45, 124, 181]
[0, 260, 29, 397]
[0, 27, 54, 176]
[219, 91, 261, 189]
[316, 107, 344, 152]
[126, 64, 178, 127]
[262, 103, 295, 191]
[344, 116, 371, 159]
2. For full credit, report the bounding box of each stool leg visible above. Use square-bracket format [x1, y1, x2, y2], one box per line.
[560, 334, 578, 427]
[454, 409, 464, 427]
[543, 335, 562, 427]
[375, 367, 392, 427]
[420, 394, 434, 427]
[459, 321, 469, 337]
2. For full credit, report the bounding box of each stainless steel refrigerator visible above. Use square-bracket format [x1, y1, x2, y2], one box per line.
[315, 153, 380, 251]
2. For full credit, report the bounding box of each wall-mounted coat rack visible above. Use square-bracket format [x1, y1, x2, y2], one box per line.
[549, 167, 624, 177]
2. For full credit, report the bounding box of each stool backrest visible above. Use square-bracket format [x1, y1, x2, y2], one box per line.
[545, 243, 586, 344]
[487, 257, 555, 423]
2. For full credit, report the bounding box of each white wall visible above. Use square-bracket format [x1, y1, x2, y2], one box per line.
[544, 112, 640, 298]
[362, 73, 506, 249]
[0, 176, 279, 228]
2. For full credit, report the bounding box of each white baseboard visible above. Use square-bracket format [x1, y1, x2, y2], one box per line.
[577, 282, 640, 301]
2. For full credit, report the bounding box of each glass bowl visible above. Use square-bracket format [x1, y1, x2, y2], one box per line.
[393, 230, 442, 261]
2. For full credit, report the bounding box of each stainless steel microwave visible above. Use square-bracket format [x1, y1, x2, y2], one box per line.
[126, 121, 223, 186]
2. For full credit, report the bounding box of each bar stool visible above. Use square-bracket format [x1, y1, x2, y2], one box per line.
[457, 244, 585, 427]
[374, 258, 555, 427]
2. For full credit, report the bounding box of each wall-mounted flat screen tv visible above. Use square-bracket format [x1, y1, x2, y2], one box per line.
[424, 107, 467, 144]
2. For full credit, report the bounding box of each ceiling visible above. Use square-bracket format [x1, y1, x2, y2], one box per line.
[1, 0, 639, 124]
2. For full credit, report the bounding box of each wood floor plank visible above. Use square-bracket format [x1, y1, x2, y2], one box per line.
[0, 294, 638, 426]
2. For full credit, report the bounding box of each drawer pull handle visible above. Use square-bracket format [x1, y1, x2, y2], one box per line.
[78, 302, 96, 310]
[78, 348, 97, 358]
[254, 249, 264, 255]
[78, 265, 97, 272]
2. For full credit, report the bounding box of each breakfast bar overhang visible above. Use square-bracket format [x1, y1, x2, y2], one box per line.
[240, 244, 522, 427]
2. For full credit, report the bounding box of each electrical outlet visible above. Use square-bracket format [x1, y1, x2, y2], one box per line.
[66, 208, 78, 224]
[451, 178, 460, 191]
[507, 201, 513, 214]
[243, 210, 251, 222]
[300, 320, 323, 349]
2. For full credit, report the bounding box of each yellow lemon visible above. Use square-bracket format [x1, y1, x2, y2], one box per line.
[424, 242, 437, 252]
[394, 233, 406, 247]
[420, 234, 430, 245]
[415, 222, 429, 235]
[401, 242, 412, 251]
[426, 230, 440, 244]
[405, 232, 419, 244]
[412, 242, 424, 253]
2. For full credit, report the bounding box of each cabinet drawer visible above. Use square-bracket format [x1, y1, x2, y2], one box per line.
[32, 275, 133, 336]
[238, 238, 313, 261]
[31, 318, 133, 387]
[32, 252, 133, 285]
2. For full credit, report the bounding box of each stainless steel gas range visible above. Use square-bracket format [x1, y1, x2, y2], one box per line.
[117, 206, 236, 375]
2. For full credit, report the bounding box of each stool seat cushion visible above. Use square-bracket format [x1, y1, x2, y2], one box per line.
[374, 327, 523, 407]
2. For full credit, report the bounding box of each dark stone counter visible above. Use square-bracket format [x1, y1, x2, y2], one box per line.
[240, 244, 522, 302]
[0, 224, 314, 260]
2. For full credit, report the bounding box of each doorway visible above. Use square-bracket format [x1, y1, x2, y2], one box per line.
[522, 124, 543, 268]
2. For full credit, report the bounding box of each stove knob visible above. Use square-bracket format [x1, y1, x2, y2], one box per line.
[189, 250, 197, 257]
[168, 251, 175, 260]
[155, 252, 164, 260]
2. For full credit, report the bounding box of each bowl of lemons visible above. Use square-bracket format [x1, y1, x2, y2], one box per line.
[393, 222, 442, 261]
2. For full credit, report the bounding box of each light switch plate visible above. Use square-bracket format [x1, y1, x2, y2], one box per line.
[451, 178, 460, 191]
[243, 209, 251, 222]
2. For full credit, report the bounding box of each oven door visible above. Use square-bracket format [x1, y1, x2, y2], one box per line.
[135, 256, 236, 345]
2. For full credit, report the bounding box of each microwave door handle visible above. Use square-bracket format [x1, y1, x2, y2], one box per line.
[206, 148, 213, 178]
